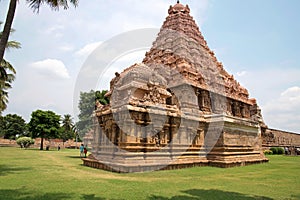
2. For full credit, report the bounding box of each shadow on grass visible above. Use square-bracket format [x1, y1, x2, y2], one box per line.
[0, 147, 41, 151]
[0, 165, 32, 176]
[149, 189, 273, 200]
[0, 188, 72, 200]
[66, 155, 82, 159]
[21, 148, 57, 152]
[81, 194, 106, 200]
[291, 194, 300, 199]
[0, 189, 110, 200]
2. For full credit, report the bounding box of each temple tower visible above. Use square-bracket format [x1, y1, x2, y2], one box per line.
[83, 1, 268, 172]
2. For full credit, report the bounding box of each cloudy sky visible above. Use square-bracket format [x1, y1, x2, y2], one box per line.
[1, 0, 300, 133]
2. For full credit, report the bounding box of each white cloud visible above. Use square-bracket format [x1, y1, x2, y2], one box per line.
[115, 50, 146, 63]
[31, 59, 70, 79]
[96, 49, 147, 90]
[236, 70, 247, 77]
[59, 44, 74, 52]
[75, 41, 102, 58]
[262, 86, 300, 133]
[189, 0, 210, 27]
[44, 25, 64, 33]
[43, 25, 65, 38]
[280, 86, 300, 97]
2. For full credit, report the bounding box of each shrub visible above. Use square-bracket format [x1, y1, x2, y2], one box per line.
[270, 147, 277, 154]
[277, 147, 284, 155]
[269, 147, 284, 155]
[16, 137, 34, 149]
[264, 150, 273, 155]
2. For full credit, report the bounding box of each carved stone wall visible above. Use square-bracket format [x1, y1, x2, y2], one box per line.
[262, 128, 300, 148]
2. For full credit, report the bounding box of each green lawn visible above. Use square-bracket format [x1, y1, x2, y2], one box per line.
[0, 147, 299, 200]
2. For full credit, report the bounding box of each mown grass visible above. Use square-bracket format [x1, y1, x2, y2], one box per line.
[0, 147, 299, 200]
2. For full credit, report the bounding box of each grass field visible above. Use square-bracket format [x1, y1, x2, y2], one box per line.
[0, 147, 299, 200]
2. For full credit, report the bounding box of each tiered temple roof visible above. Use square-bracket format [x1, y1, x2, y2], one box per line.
[141, 1, 252, 104]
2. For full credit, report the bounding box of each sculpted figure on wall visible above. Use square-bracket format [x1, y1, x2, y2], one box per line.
[142, 85, 165, 104]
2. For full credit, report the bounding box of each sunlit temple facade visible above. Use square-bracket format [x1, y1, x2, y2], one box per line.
[82, 1, 269, 172]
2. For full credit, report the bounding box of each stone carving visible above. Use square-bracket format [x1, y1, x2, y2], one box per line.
[142, 84, 165, 104]
[262, 129, 300, 150]
[202, 91, 211, 112]
[250, 103, 265, 125]
[95, 100, 103, 110]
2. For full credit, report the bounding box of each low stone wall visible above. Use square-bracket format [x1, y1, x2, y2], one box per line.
[33, 138, 82, 149]
[0, 138, 82, 149]
[0, 139, 17, 147]
[262, 128, 300, 148]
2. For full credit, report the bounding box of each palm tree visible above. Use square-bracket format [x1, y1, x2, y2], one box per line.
[0, 59, 16, 113]
[70, 124, 79, 148]
[61, 114, 74, 132]
[60, 114, 76, 144]
[0, 22, 20, 113]
[0, 0, 78, 71]
[0, 0, 17, 66]
[0, 21, 20, 71]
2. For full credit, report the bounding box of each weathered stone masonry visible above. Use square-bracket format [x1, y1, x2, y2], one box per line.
[262, 128, 300, 149]
[82, 2, 274, 172]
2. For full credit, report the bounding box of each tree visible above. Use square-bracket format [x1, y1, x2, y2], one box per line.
[59, 114, 75, 142]
[16, 136, 34, 148]
[76, 90, 109, 137]
[61, 114, 73, 132]
[0, 22, 20, 113]
[0, 0, 17, 66]
[0, 59, 15, 113]
[76, 90, 96, 137]
[0, 115, 4, 138]
[0, 0, 78, 68]
[28, 110, 60, 150]
[95, 90, 109, 105]
[0, 114, 27, 139]
[71, 124, 81, 145]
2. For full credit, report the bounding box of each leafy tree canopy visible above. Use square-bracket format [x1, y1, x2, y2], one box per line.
[76, 90, 109, 137]
[28, 109, 60, 150]
[59, 114, 75, 142]
[95, 90, 109, 105]
[0, 113, 27, 139]
[16, 136, 34, 148]
[0, 22, 19, 113]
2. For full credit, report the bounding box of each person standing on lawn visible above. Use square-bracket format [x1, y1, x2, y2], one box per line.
[80, 144, 84, 157]
[84, 146, 88, 158]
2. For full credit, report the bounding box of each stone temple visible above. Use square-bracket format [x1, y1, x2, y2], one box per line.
[83, 1, 269, 172]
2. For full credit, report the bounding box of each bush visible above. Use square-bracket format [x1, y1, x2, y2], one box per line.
[264, 150, 273, 155]
[277, 147, 284, 155]
[16, 137, 34, 149]
[270, 147, 284, 155]
[270, 147, 277, 154]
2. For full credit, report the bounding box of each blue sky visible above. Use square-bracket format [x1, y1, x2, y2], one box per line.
[1, 0, 300, 133]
